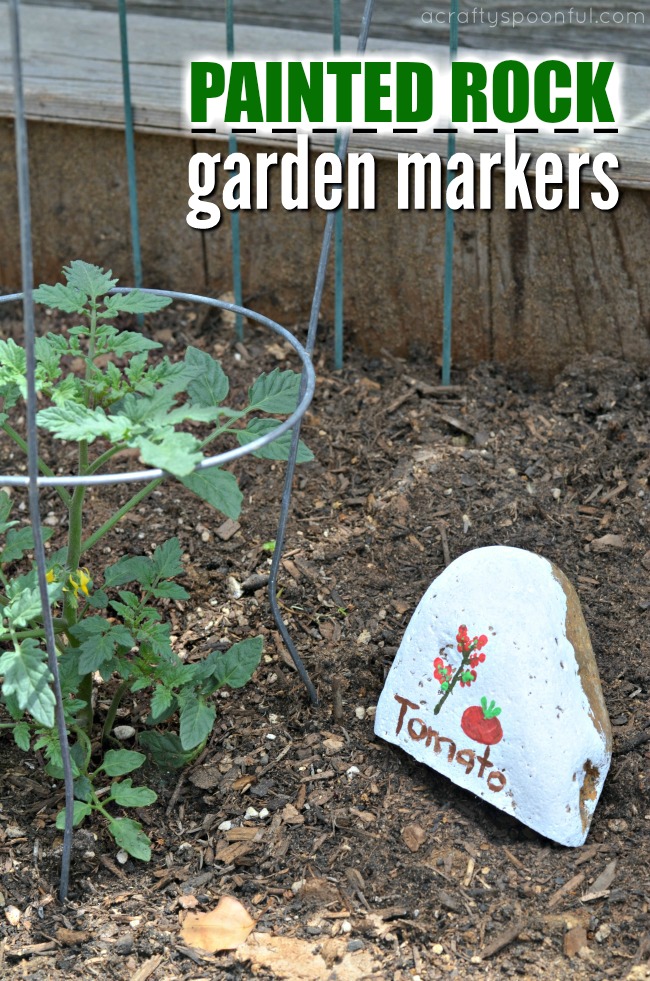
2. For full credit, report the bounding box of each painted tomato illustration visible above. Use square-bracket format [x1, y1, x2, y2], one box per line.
[461, 697, 503, 745]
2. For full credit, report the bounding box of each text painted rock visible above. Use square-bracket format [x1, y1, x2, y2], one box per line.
[375, 545, 612, 846]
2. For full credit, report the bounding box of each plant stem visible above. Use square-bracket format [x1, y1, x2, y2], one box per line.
[81, 476, 164, 555]
[84, 444, 126, 476]
[77, 672, 93, 733]
[65, 439, 89, 730]
[1, 421, 71, 507]
[101, 678, 131, 746]
[12, 620, 66, 641]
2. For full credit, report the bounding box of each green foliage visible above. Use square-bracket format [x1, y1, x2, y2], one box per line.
[0, 261, 311, 863]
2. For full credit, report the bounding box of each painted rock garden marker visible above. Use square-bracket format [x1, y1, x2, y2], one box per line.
[375, 545, 612, 846]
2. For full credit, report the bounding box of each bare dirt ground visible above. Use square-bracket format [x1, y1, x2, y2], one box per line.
[0, 306, 648, 979]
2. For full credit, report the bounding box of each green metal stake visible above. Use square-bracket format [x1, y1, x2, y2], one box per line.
[333, 0, 344, 369]
[118, 0, 143, 320]
[226, 0, 244, 341]
[441, 0, 459, 386]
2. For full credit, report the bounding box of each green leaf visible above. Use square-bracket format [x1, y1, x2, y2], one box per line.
[132, 432, 203, 478]
[37, 404, 131, 444]
[86, 588, 109, 609]
[237, 418, 313, 463]
[110, 778, 158, 808]
[4, 578, 61, 628]
[150, 581, 190, 601]
[0, 639, 54, 727]
[136, 620, 171, 658]
[71, 729, 93, 772]
[55, 801, 92, 830]
[33, 281, 88, 314]
[0, 339, 27, 400]
[104, 328, 162, 357]
[64, 260, 118, 300]
[207, 637, 263, 690]
[150, 686, 174, 722]
[184, 346, 229, 407]
[70, 618, 134, 674]
[179, 698, 215, 751]
[107, 817, 151, 861]
[1, 525, 54, 565]
[138, 730, 197, 770]
[151, 538, 184, 581]
[35, 335, 65, 382]
[101, 291, 171, 317]
[0, 489, 13, 527]
[73, 774, 93, 803]
[180, 468, 243, 521]
[35, 729, 80, 779]
[248, 368, 301, 414]
[100, 749, 146, 776]
[104, 555, 152, 588]
[115, 388, 177, 426]
[13, 721, 31, 751]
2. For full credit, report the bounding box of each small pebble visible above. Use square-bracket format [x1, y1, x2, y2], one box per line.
[608, 818, 628, 832]
[341, 920, 352, 934]
[347, 939, 364, 952]
[432, 943, 444, 955]
[355, 706, 366, 720]
[266, 733, 277, 741]
[291, 879, 306, 895]
[116, 849, 129, 865]
[218, 821, 232, 831]
[258, 808, 270, 819]
[595, 923, 612, 943]
[245, 807, 260, 820]
[112, 726, 135, 741]
[346, 766, 360, 779]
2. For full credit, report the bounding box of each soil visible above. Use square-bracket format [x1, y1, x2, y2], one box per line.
[0, 304, 648, 980]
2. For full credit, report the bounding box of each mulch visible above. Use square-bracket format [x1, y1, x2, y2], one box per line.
[0, 305, 648, 979]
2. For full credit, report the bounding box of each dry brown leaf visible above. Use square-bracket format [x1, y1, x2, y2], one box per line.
[282, 803, 305, 826]
[591, 534, 626, 550]
[581, 858, 618, 902]
[323, 732, 345, 756]
[235, 933, 380, 980]
[180, 895, 256, 952]
[54, 927, 91, 945]
[564, 925, 589, 957]
[401, 823, 427, 853]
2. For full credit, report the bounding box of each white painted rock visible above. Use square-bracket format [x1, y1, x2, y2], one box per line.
[375, 545, 612, 846]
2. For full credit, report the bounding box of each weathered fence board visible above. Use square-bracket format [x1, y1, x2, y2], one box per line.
[0, 6, 648, 187]
[20, 0, 650, 67]
[0, 5, 648, 379]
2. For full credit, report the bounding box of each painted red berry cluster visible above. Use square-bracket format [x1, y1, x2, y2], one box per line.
[433, 624, 489, 715]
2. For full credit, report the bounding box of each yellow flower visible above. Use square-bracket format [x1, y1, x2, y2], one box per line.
[67, 567, 92, 598]
[46, 569, 56, 584]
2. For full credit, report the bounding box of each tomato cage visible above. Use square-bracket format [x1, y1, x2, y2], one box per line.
[2, 0, 378, 901]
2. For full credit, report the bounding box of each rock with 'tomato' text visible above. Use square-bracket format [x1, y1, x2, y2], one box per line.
[374, 545, 612, 846]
